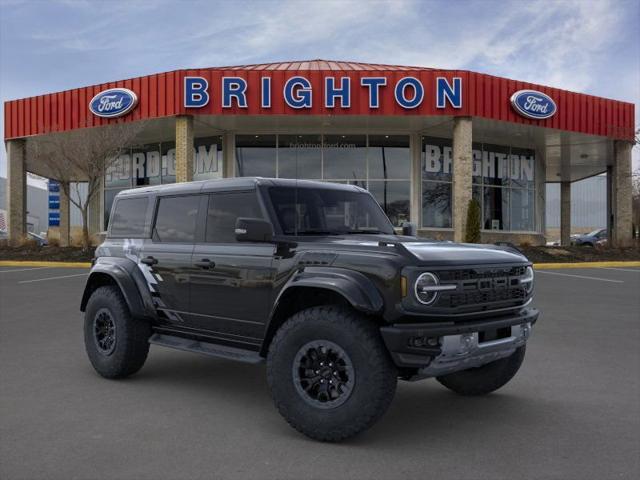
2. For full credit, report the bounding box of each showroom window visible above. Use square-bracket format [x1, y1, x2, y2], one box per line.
[422, 136, 536, 232]
[104, 136, 222, 228]
[234, 134, 410, 226]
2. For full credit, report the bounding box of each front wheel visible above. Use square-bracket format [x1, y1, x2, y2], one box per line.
[84, 286, 151, 379]
[436, 346, 526, 396]
[267, 305, 397, 442]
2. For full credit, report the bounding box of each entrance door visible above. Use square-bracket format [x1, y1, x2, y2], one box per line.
[188, 190, 275, 349]
[141, 194, 202, 324]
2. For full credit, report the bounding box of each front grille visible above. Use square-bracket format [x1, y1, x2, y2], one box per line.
[433, 265, 529, 309]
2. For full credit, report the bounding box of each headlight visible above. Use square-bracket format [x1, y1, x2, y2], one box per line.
[521, 266, 534, 294]
[414, 272, 455, 305]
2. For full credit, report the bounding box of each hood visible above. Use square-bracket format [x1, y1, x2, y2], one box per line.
[400, 241, 528, 265]
[292, 235, 529, 266]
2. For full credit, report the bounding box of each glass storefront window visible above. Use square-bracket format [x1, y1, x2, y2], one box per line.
[422, 136, 452, 182]
[323, 134, 366, 180]
[194, 136, 223, 181]
[131, 143, 162, 186]
[236, 135, 277, 177]
[483, 186, 509, 230]
[278, 134, 322, 179]
[105, 153, 132, 188]
[482, 143, 510, 187]
[510, 188, 535, 231]
[161, 141, 176, 184]
[422, 181, 452, 228]
[368, 181, 410, 227]
[368, 135, 410, 179]
[509, 146, 535, 189]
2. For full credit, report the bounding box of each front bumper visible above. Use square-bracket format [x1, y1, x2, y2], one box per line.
[380, 307, 539, 378]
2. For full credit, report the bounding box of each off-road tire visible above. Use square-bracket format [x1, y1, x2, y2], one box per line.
[436, 345, 526, 396]
[84, 286, 150, 379]
[267, 305, 397, 442]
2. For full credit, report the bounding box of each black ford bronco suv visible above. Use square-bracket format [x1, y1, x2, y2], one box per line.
[81, 177, 538, 441]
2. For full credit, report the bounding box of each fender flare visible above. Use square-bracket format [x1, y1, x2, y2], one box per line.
[80, 258, 156, 320]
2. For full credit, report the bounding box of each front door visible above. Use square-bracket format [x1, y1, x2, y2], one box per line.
[141, 194, 202, 324]
[188, 190, 275, 349]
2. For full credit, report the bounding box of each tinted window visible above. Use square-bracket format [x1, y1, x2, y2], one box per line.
[110, 197, 148, 236]
[206, 191, 263, 243]
[153, 195, 200, 242]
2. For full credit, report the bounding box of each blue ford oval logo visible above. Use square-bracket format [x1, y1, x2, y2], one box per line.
[89, 88, 138, 118]
[510, 89, 556, 120]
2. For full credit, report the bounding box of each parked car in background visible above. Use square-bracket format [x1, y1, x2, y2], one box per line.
[571, 229, 607, 247]
[27, 231, 48, 246]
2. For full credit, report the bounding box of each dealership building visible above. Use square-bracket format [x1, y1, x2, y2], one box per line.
[3, 60, 636, 246]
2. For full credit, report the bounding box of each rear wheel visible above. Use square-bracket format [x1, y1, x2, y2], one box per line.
[267, 305, 397, 442]
[436, 346, 526, 396]
[84, 286, 150, 379]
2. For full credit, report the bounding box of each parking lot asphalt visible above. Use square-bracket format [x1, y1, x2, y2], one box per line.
[1, 265, 639, 480]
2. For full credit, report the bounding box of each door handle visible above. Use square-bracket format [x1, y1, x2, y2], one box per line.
[194, 258, 215, 269]
[141, 256, 158, 266]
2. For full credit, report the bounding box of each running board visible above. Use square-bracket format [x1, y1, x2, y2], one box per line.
[149, 333, 264, 364]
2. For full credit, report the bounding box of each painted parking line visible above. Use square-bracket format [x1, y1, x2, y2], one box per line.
[536, 270, 624, 283]
[0, 266, 55, 273]
[18, 273, 89, 284]
[598, 267, 640, 273]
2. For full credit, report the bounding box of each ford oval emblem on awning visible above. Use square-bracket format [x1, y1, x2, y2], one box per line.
[89, 88, 138, 118]
[510, 89, 556, 120]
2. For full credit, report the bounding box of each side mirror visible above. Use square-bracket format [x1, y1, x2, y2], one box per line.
[401, 222, 417, 237]
[235, 217, 273, 242]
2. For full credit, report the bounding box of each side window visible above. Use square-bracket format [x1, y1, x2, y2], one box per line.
[206, 191, 263, 243]
[110, 197, 149, 237]
[153, 195, 200, 243]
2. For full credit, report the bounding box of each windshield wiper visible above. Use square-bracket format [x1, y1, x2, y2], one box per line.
[286, 229, 343, 236]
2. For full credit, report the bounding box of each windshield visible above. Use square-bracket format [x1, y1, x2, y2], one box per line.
[268, 186, 395, 236]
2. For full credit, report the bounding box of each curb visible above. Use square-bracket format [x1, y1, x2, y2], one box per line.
[533, 261, 640, 269]
[1, 260, 639, 270]
[0, 260, 92, 268]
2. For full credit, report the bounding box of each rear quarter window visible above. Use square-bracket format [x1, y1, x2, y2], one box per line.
[109, 197, 149, 237]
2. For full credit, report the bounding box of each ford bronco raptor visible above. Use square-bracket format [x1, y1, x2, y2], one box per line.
[81, 177, 538, 441]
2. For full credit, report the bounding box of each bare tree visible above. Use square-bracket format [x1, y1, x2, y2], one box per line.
[27, 122, 143, 250]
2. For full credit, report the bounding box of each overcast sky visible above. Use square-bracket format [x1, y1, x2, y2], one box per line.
[1, 0, 638, 182]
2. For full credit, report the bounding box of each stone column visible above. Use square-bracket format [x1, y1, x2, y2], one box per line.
[222, 133, 236, 178]
[610, 141, 633, 247]
[409, 133, 422, 226]
[452, 117, 473, 242]
[175, 115, 194, 183]
[59, 182, 71, 247]
[6, 139, 27, 245]
[560, 181, 571, 246]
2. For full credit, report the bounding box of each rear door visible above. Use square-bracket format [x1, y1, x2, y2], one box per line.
[188, 190, 276, 348]
[141, 194, 202, 324]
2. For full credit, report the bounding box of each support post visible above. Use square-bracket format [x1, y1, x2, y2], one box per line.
[409, 133, 421, 227]
[452, 117, 473, 242]
[222, 133, 236, 178]
[175, 115, 194, 183]
[560, 181, 571, 246]
[610, 141, 633, 247]
[6, 139, 27, 245]
[59, 181, 70, 247]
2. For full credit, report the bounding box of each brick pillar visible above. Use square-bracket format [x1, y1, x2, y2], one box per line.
[452, 117, 473, 242]
[59, 182, 70, 247]
[6, 139, 27, 245]
[409, 133, 421, 226]
[175, 115, 194, 183]
[560, 181, 571, 246]
[610, 141, 633, 247]
[222, 133, 236, 178]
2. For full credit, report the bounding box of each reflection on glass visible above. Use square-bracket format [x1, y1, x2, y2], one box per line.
[422, 136, 452, 182]
[368, 135, 410, 180]
[131, 143, 162, 186]
[236, 135, 277, 177]
[510, 189, 535, 231]
[482, 143, 510, 187]
[105, 152, 132, 188]
[278, 134, 322, 179]
[484, 186, 509, 230]
[104, 188, 125, 230]
[161, 141, 176, 184]
[422, 181, 452, 228]
[367, 181, 410, 226]
[509, 147, 535, 188]
[323, 135, 366, 180]
[194, 136, 223, 181]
